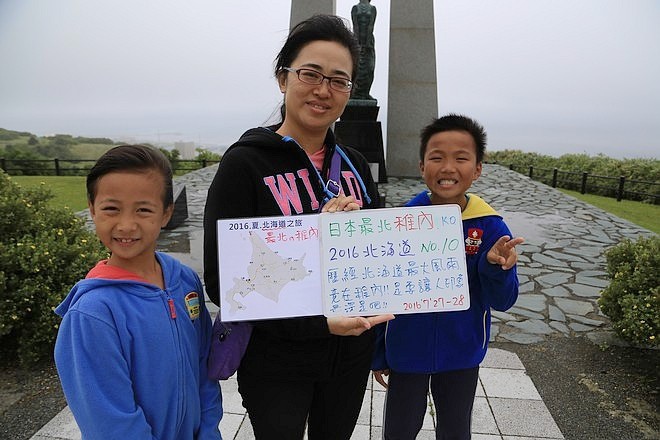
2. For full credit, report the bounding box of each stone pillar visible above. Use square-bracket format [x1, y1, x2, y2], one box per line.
[387, 0, 437, 177]
[290, 0, 336, 28]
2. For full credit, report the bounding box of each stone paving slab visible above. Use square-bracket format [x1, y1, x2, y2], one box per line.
[30, 349, 564, 440]
[76, 164, 654, 346]
[163, 165, 651, 346]
[40, 163, 655, 439]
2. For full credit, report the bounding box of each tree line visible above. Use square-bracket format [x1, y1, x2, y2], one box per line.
[0, 128, 221, 175]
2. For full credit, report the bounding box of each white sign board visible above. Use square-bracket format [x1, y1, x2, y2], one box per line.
[319, 205, 469, 316]
[216, 205, 469, 321]
[217, 215, 322, 321]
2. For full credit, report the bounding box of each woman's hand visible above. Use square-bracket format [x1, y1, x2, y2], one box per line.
[327, 314, 394, 336]
[487, 235, 525, 270]
[322, 194, 360, 213]
[373, 369, 390, 389]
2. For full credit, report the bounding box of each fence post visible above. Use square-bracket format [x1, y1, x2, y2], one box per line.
[552, 168, 558, 188]
[54, 158, 60, 176]
[509, 163, 514, 170]
[529, 166, 534, 179]
[617, 176, 625, 202]
[581, 172, 588, 194]
[202, 159, 207, 168]
[1, 158, 5, 172]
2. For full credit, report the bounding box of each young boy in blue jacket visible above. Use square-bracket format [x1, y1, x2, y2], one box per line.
[54, 145, 223, 439]
[372, 114, 524, 439]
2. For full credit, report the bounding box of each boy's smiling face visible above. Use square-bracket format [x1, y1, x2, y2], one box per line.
[89, 169, 172, 272]
[420, 130, 482, 210]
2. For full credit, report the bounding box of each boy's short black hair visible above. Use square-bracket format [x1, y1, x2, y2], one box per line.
[87, 144, 173, 207]
[419, 114, 487, 163]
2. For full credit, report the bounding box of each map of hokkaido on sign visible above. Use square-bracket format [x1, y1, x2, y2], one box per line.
[216, 205, 469, 322]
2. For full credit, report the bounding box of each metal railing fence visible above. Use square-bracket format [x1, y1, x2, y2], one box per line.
[0, 158, 221, 176]
[505, 164, 658, 204]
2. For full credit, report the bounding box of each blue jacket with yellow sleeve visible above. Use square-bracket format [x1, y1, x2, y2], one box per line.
[371, 192, 519, 373]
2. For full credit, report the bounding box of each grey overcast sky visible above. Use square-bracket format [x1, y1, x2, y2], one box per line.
[0, 0, 658, 159]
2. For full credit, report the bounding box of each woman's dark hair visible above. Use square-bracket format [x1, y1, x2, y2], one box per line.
[86, 144, 174, 207]
[274, 14, 359, 121]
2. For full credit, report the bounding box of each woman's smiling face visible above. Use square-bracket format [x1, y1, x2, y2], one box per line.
[278, 40, 353, 140]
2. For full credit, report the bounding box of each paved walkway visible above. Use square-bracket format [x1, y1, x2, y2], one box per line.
[32, 164, 653, 440]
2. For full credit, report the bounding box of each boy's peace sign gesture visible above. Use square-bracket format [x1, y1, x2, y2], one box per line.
[487, 235, 524, 270]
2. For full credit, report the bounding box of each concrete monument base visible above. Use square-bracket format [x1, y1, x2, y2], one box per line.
[335, 102, 387, 185]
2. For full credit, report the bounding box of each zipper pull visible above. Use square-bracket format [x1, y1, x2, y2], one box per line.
[168, 298, 177, 319]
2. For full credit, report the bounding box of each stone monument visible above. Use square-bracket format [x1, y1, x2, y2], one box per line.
[351, 0, 376, 100]
[289, 0, 437, 178]
[289, 1, 334, 28]
[335, 0, 387, 184]
[386, 0, 437, 176]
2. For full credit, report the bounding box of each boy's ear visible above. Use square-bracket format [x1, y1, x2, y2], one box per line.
[161, 204, 174, 228]
[88, 200, 96, 218]
[473, 162, 483, 180]
[419, 160, 425, 175]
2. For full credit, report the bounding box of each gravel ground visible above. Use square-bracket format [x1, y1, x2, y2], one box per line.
[0, 356, 66, 440]
[493, 337, 659, 440]
[1, 337, 658, 440]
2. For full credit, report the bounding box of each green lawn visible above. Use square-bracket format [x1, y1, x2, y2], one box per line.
[11, 175, 88, 212]
[559, 189, 659, 234]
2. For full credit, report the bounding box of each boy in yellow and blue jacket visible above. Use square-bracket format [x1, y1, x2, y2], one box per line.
[372, 114, 524, 439]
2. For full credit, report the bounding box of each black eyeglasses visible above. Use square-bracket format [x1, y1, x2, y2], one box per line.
[282, 67, 353, 93]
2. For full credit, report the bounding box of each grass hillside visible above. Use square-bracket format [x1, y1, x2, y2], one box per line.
[0, 128, 116, 161]
[67, 143, 114, 160]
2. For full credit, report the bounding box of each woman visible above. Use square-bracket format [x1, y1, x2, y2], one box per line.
[203, 14, 392, 440]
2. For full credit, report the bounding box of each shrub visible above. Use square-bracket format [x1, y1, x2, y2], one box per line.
[487, 150, 659, 203]
[0, 171, 107, 364]
[598, 235, 659, 347]
[1, 144, 51, 176]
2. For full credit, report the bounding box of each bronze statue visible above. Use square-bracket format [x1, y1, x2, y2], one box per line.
[351, 0, 376, 100]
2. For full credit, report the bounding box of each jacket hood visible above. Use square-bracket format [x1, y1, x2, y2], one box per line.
[231, 127, 287, 151]
[230, 126, 338, 155]
[406, 191, 500, 220]
[462, 194, 499, 220]
[55, 252, 183, 317]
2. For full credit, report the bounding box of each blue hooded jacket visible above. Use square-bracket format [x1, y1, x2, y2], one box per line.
[371, 192, 519, 373]
[54, 252, 223, 439]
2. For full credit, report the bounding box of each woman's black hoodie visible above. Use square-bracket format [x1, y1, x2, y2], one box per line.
[203, 125, 380, 378]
